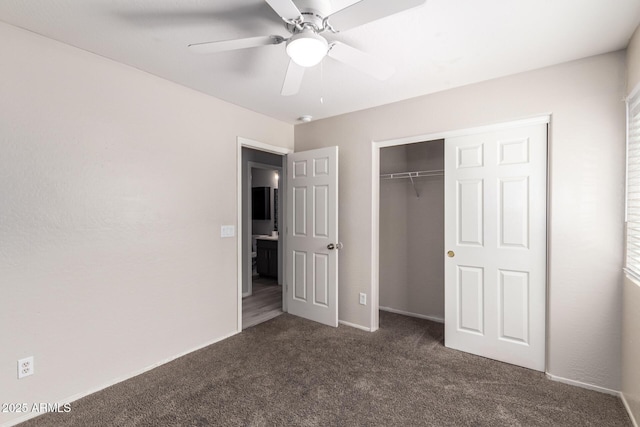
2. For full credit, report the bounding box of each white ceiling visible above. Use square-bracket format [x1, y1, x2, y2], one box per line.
[1, 0, 639, 124]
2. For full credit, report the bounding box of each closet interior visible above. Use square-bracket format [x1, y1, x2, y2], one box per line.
[379, 139, 445, 323]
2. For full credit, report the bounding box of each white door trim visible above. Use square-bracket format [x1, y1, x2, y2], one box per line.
[237, 137, 292, 333]
[370, 115, 551, 333]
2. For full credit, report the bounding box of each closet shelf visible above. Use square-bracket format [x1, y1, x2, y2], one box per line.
[379, 169, 444, 180]
[380, 169, 444, 198]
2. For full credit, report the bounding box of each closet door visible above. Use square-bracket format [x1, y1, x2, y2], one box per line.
[444, 122, 547, 371]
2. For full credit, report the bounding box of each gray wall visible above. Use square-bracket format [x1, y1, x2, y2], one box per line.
[379, 145, 410, 314]
[379, 141, 444, 320]
[295, 51, 626, 392]
[406, 141, 445, 319]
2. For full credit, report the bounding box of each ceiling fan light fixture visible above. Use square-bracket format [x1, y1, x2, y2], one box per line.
[286, 30, 328, 67]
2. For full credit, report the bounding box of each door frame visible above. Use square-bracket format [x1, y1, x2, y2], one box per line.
[237, 137, 292, 332]
[370, 115, 551, 337]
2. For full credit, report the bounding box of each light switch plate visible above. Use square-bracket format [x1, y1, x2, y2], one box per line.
[221, 225, 235, 238]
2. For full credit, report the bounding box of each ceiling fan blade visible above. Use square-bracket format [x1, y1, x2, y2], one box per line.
[327, 0, 426, 32]
[281, 60, 305, 96]
[265, 0, 302, 22]
[188, 35, 284, 54]
[327, 42, 395, 81]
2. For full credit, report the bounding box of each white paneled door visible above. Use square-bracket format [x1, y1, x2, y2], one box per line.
[286, 147, 339, 327]
[444, 123, 547, 371]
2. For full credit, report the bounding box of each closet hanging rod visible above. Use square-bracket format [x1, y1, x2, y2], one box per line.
[379, 169, 444, 180]
[380, 169, 444, 198]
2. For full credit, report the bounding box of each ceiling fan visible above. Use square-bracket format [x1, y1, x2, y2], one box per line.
[188, 0, 426, 96]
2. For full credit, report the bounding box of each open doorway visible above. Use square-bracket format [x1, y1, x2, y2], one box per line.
[244, 161, 282, 328]
[238, 139, 340, 331]
[378, 140, 445, 325]
[240, 144, 287, 330]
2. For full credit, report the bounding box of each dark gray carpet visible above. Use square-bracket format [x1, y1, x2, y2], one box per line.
[22, 312, 631, 426]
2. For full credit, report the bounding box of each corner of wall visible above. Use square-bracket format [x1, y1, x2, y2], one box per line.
[627, 23, 640, 94]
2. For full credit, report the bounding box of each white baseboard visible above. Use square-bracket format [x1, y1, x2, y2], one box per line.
[338, 320, 371, 332]
[2, 330, 240, 427]
[545, 372, 640, 426]
[621, 393, 639, 427]
[379, 306, 444, 324]
[545, 372, 620, 396]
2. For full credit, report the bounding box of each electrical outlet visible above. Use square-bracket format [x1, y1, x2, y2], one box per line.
[18, 356, 34, 379]
[359, 293, 367, 305]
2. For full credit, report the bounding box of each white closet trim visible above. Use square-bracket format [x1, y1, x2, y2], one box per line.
[375, 115, 551, 148]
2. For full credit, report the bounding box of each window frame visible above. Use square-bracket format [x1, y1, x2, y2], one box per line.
[624, 85, 640, 282]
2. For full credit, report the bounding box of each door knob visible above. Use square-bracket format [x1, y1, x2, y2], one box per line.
[447, 250, 455, 258]
[327, 242, 343, 250]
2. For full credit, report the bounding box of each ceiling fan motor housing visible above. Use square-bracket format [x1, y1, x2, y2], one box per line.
[284, 0, 332, 34]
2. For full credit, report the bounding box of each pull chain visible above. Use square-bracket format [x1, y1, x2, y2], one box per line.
[320, 60, 324, 104]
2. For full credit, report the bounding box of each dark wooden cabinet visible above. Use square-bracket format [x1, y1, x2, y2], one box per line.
[256, 239, 278, 278]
